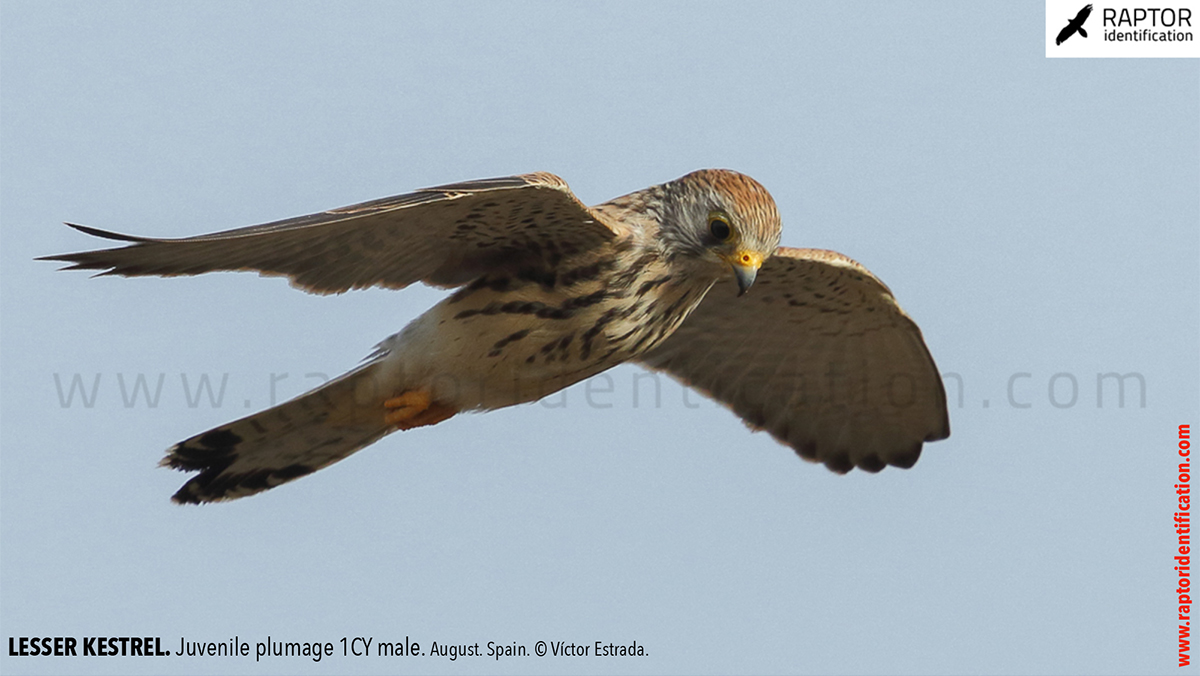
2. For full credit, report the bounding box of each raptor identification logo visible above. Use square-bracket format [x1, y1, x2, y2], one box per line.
[1046, 0, 1199, 56]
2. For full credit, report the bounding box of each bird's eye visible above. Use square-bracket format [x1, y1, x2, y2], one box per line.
[708, 213, 732, 241]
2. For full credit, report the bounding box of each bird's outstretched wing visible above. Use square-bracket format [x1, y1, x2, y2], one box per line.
[1075, 3, 1092, 37]
[40, 173, 617, 294]
[1056, 23, 1076, 45]
[638, 247, 949, 473]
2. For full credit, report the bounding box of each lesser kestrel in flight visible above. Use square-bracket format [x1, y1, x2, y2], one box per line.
[43, 169, 950, 503]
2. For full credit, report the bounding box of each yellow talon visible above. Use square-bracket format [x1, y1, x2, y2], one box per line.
[383, 390, 457, 430]
[383, 390, 431, 426]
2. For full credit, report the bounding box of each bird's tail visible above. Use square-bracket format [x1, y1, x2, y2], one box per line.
[161, 358, 435, 504]
[1079, 27, 1088, 38]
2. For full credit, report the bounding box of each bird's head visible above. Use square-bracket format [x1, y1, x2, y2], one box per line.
[657, 169, 782, 295]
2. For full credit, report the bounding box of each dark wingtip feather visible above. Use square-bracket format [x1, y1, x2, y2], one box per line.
[36, 223, 149, 270]
[889, 442, 923, 470]
[928, 415, 951, 442]
[823, 453, 854, 474]
[63, 222, 149, 243]
[33, 253, 113, 272]
[857, 454, 887, 473]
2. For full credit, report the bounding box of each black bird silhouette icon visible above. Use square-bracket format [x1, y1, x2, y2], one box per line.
[1056, 4, 1093, 45]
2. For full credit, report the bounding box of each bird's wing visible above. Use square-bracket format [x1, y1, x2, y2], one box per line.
[1056, 23, 1076, 44]
[638, 247, 950, 473]
[1076, 4, 1093, 22]
[40, 173, 617, 294]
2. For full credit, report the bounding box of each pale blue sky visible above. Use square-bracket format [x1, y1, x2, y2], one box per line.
[2, 2, 1197, 675]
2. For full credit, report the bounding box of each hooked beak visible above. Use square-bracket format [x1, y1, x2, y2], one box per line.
[726, 250, 763, 296]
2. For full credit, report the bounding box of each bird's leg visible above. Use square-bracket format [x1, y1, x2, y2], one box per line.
[383, 390, 457, 430]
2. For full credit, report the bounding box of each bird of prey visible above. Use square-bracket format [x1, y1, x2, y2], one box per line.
[1056, 4, 1093, 45]
[43, 169, 950, 504]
